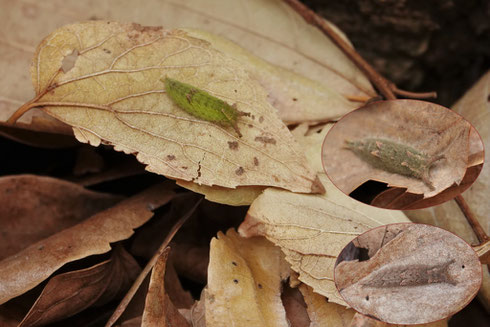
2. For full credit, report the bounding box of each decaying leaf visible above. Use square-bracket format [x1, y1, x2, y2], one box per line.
[0, 174, 122, 260]
[9, 21, 323, 194]
[142, 248, 189, 327]
[322, 100, 476, 198]
[206, 229, 290, 327]
[281, 284, 310, 327]
[239, 126, 409, 305]
[335, 224, 482, 325]
[299, 284, 355, 327]
[176, 180, 264, 206]
[0, 183, 174, 305]
[18, 246, 140, 327]
[348, 313, 448, 327]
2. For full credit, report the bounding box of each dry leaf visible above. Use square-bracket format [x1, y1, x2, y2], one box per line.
[182, 29, 359, 124]
[18, 246, 140, 327]
[349, 313, 448, 327]
[206, 229, 289, 327]
[0, 174, 121, 260]
[142, 248, 190, 327]
[13, 21, 322, 194]
[0, 183, 174, 304]
[239, 126, 409, 305]
[176, 181, 264, 206]
[281, 285, 310, 327]
[299, 284, 355, 327]
[322, 100, 475, 198]
[335, 224, 481, 325]
[187, 290, 206, 327]
[0, 0, 373, 128]
[0, 118, 74, 148]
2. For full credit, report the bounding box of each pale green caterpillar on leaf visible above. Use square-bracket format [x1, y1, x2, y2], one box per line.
[162, 77, 249, 137]
[345, 138, 445, 190]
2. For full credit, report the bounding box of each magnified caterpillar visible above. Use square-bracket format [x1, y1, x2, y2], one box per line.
[360, 259, 457, 288]
[345, 138, 445, 190]
[163, 77, 249, 137]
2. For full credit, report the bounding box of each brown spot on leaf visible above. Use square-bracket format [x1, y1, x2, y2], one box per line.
[235, 167, 245, 176]
[181, 166, 188, 170]
[131, 23, 163, 33]
[228, 141, 239, 150]
[255, 136, 277, 145]
[254, 157, 259, 166]
[167, 155, 175, 160]
[259, 116, 264, 123]
[292, 98, 298, 102]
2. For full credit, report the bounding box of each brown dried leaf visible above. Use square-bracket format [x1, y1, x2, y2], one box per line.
[335, 224, 482, 325]
[239, 127, 409, 305]
[299, 284, 355, 327]
[206, 229, 289, 327]
[16, 21, 321, 194]
[281, 285, 310, 327]
[0, 183, 174, 305]
[348, 313, 448, 327]
[142, 248, 189, 327]
[323, 100, 475, 198]
[0, 174, 121, 260]
[18, 246, 140, 327]
[0, 118, 74, 148]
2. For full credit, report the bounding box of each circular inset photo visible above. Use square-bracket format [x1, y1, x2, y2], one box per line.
[322, 100, 484, 209]
[333, 223, 482, 325]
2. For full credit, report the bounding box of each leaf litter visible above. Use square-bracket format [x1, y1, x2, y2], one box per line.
[0, 4, 484, 326]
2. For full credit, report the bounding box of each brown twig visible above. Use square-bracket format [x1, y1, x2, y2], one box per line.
[283, 0, 438, 101]
[455, 195, 489, 244]
[285, 0, 488, 245]
[105, 197, 203, 327]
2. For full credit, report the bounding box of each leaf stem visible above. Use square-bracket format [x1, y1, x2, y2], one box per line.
[455, 194, 489, 244]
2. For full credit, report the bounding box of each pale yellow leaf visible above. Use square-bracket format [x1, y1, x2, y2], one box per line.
[176, 181, 264, 206]
[22, 21, 321, 194]
[0, 0, 373, 127]
[206, 229, 289, 327]
[183, 29, 358, 124]
[238, 126, 409, 305]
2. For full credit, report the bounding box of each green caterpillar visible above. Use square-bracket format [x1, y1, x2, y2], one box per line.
[345, 138, 445, 190]
[162, 77, 248, 137]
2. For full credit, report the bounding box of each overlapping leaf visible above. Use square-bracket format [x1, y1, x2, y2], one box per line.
[206, 229, 289, 326]
[21, 21, 322, 194]
[239, 126, 409, 305]
[0, 183, 174, 304]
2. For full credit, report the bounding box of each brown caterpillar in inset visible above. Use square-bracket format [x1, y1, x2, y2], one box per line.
[360, 259, 457, 288]
[344, 138, 445, 190]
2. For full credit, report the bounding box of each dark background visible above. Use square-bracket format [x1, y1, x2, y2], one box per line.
[304, 0, 490, 107]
